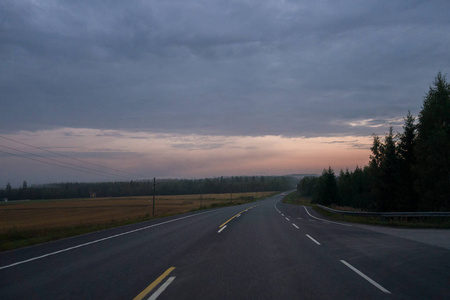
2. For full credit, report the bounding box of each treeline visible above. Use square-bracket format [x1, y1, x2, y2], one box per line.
[0, 176, 295, 200]
[298, 73, 450, 212]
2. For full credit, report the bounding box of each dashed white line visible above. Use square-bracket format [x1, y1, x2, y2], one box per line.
[340, 260, 391, 294]
[285, 217, 290, 221]
[148, 276, 176, 300]
[292, 223, 299, 229]
[306, 234, 321, 245]
[218, 225, 227, 233]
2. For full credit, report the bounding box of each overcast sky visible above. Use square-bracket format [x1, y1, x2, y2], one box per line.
[1, 0, 449, 186]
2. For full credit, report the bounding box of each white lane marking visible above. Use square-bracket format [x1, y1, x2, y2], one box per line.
[285, 217, 290, 221]
[306, 234, 321, 245]
[236, 214, 241, 218]
[303, 206, 352, 227]
[218, 225, 227, 233]
[292, 223, 299, 229]
[148, 276, 176, 300]
[308, 219, 316, 222]
[0, 210, 216, 270]
[340, 260, 391, 294]
[297, 217, 303, 220]
[281, 214, 284, 216]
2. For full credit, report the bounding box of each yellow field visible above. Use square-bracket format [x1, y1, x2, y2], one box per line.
[0, 192, 274, 234]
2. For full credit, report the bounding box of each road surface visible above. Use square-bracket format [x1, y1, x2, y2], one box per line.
[1, 193, 449, 299]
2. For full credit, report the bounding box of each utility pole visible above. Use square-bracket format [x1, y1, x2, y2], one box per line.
[152, 177, 156, 217]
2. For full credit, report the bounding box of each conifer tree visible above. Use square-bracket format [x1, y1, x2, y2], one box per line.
[369, 128, 400, 211]
[415, 72, 450, 211]
[379, 127, 400, 211]
[397, 111, 418, 211]
[314, 167, 338, 205]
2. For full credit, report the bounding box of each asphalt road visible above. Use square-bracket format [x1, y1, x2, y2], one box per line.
[1, 193, 449, 299]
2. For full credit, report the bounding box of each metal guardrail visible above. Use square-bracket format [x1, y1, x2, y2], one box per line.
[316, 204, 450, 218]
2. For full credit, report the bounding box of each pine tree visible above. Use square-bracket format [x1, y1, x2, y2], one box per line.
[415, 72, 450, 211]
[369, 128, 400, 211]
[5, 183, 12, 200]
[379, 127, 400, 211]
[337, 169, 352, 206]
[369, 134, 382, 169]
[314, 167, 338, 206]
[397, 111, 418, 211]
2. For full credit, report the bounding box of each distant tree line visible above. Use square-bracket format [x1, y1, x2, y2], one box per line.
[298, 73, 450, 212]
[0, 176, 295, 201]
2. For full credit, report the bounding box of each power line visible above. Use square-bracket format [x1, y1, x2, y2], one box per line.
[0, 148, 129, 180]
[0, 135, 146, 178]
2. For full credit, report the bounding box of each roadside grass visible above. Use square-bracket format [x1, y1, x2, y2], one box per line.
[0, 217, 149, 251]
[0, 192, 275, 251]
[282, 191, 311, 206]
[283, 191, 450, 229]
[313, 206, 450, 229]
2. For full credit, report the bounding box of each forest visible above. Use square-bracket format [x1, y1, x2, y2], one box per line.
[298, 73, 450, 212]
[0, 176, 295, 201]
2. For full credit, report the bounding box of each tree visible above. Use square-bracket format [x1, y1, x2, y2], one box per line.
[352, 166, 372, 209]
[313, 167, 338, 206]
[369, 134, 383, 169]
[414, 72, 450, 211]
[337, 169, 352, 206]
[297, 176, 319, 198]
[369, 128, 400, 211]
[397, 111, 418, 211]
[5, 182, 12, 199]
[379, 127, 400, 211]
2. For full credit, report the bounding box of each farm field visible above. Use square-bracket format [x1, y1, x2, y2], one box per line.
[0, 192, 275, 250]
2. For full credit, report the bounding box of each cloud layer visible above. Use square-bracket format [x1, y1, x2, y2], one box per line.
[1, 1, 450, 186]
[2, 0, 449, 138]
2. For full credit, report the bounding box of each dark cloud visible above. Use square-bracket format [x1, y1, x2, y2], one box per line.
[1, 0, 449, 137]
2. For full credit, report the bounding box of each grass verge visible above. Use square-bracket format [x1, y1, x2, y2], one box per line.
[313, 206, 450, 228]
[283, 191, 450, 229]
[282, 191, 311, 206]
[0, 215, 153, 251]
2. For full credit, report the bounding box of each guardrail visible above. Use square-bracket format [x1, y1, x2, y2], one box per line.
[316, 204, 450, 218]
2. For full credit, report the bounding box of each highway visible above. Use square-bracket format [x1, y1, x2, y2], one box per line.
[1, 193, 449, 299]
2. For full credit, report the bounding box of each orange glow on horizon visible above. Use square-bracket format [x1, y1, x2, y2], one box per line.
[2, 129, 373, 184]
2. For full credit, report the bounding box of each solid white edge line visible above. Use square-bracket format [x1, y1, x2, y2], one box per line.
[292, 223, 299, 229]
[306, 234, 321, 245]
[148, 276, 176, 300]
[340, 260, 391, 294]
[218, 225, 227, 233]
[0, 210, 215, 270]
[303, 206, 352, 227]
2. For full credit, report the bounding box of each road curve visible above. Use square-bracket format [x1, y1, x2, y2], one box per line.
[1, 193, 449, 299]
